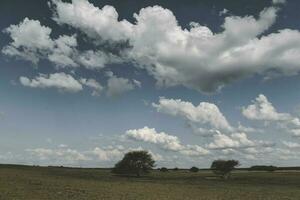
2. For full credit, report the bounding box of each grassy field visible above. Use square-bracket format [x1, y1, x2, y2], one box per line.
[0, 165, 300, 200]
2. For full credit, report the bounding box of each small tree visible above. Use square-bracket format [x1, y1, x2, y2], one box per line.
[210, 160, 239, 179]
[189, 166, 199, 172]
[111, 150, 155, 177]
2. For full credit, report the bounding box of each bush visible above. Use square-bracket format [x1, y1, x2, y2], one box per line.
[211, 160, 239, 179]
[173, 167, 179, 171]
[111, 150, 155, 177]
[160, 167, 169, 172]
[189, 166, 199, 172]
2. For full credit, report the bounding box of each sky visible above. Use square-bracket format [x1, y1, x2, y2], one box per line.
[1, 0, 300, 168]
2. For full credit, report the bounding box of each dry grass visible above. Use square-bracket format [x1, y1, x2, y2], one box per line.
[0, 165, 300, 200]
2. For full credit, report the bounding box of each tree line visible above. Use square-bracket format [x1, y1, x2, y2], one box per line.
[111, 150, 243, 179]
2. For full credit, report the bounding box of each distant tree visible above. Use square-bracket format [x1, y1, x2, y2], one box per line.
[173, 167, 179, 171]
[210, 160, 239, 179]
[111, 151, 155, 177]
[160, 167, 169, 172]
[249, 165, 277, 172]
[189, 166, 199, 172]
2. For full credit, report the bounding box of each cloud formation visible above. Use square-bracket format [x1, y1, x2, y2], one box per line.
[242, 94, 300, 137]
[26, 148, 90, 164]
[106, 73, 137, 97]
[20, 72, 83, 93]
[242, 94, 291, 121]
[207, 132, 255, 149]
[125, 126, 209, 156]
[153, 97, 232, 131]
[3, 1, 300, 93]
[80, 78, 104, 96]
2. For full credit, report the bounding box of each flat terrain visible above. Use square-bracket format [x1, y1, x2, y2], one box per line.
[0, 165, 300, 200]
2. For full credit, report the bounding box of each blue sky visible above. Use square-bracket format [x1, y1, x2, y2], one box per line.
[1, 0, 300, 168]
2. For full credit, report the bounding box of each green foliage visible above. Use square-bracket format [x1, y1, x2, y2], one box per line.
[111, 150, 155, 177]
[249, 165, 277, 172]
[211, 160, 239, 179]
[189, 166, 199, 172]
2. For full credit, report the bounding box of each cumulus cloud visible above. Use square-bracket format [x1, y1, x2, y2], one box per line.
[2, 18, 79, 67]
[91, 145, 164, 162]
[4, 2, 300, 93]
[19, 72, 136, 97]
[242, 94, 291, 121]
[125, 126, 209, 156]
[219, 8, 229, 16]
[106, 73, 137, 97]
[91, 147, 124, 161]
[282, 141, 300, 148]
[153, 97, 232, 131]
[2, 18, 118, 69]
[77, 50, 121, 69]
[80, 78, 103, 96]
[26, 148, 90, 163]
[49, 1, 298, 93]
[2, 18, 53, 64]
[51, 0, 133, 42]
[242, 94, 300, 137]
[207, 132, 255, 149]
[20, 72, 83, 93]
[47, 34, 78, 67]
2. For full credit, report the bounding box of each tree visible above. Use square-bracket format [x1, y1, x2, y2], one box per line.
[159, 167, 168, 172]
[173, 167, 179, 171]
[111, 150, 155, 177]
[189, 166, 199, 172]
[210, 160, 239, 179]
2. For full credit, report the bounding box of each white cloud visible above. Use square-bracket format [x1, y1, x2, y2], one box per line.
[242, 94, 291, 121]
[2, 18, 53, 64]
[77, 50, 121, 69]
[26, 148, 90, 163]
[20, 72, 83, 93]
[133, 79, 142, 88]
[80, 78, 103, 96]
[242, 94, 300, 137]
[153, 97, 232, 131]
[91, 147, 124, 161]
[4, 2, 300, 93]
[2, 18, 118, 69]
[125, 126, 209, 156]
[91, 145, 164, 162]
[48, 34, 78, 67]
[207, 132, 255, 149]
[48, 0, 276, 92]
[282, 141, 300, 148]
[106, 74, 136, 97]
[219, 8, 229, 16]
[51, 0, 133, 42]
